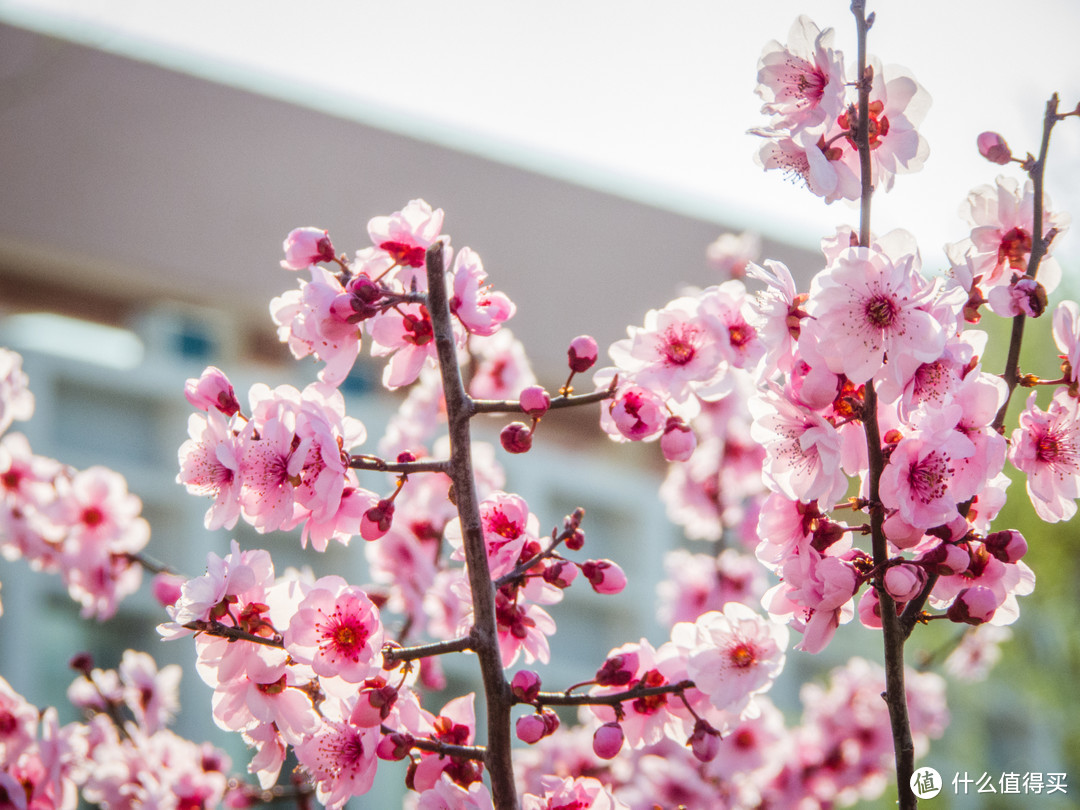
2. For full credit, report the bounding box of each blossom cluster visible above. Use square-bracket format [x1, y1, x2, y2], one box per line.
[751, 15, 930, 203]
[0, 652, 247, 809]
[0, 349, 150, 619]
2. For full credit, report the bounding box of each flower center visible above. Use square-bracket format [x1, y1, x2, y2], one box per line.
[380, 240, 427, 268]
[907, 452, 949, 504]
[864, 294, 898, 328]
[631, 669, 668, 715]
[1036, 432, 1060, 463]
[730, 642, 757, 668]
[661, 326, 699, 366]
[998, 227, 1032, 271]
[81, 506, 105, 527]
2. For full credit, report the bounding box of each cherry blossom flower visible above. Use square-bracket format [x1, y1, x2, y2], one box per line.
[367, 198, 445, 273]
[801, 244, 944, 384]
[270, 265, 361, 386]
[682, 603, 788, 716]
[945, 175, 1069, 295]
[281, 226, 336, 270]
[416, 773, 495, 810]
[468, 329, 538, 401]
[0, 349, 33, 436]
[755, 16, 846, 133]
[184, 366, 241, 416]
[607, 296, 727, 404]
[293, 720, 379, 808]
[178, 409, 243, 530]
[706, 230, 762, 278]
[522, 775, 629, 810]
[284, 575, 384, 683]
[1010, 389, 1080, 522]
[749, 387, 848, 509]
[1052, 299, 1080, 383]
[369, 303, 448, 390]
[449, 247, 516, 336]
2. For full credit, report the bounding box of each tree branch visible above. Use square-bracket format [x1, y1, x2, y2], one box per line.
[424, 241, 518, 809]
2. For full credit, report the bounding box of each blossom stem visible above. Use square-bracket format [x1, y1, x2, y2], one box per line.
[529, 679, 695, 708]
[851, 3, 915, 807]
[348, 455, 450, 474]
[183, 619, 285, 649]
[424, 241, 518, 810]
[993, 94, 1062, 432]
[471, 385, 616, 415]
[382, 635, 473, 663]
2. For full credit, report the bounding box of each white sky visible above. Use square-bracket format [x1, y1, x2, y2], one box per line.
[3, 0, 1079, 275]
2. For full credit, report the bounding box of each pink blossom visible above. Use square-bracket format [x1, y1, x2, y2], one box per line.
[1010, 390, 1080, 521]
[602, 383, 667, 443]
[802, 244, 944, 384]
[945, 176, 1069, 293]
[879, 414, 976, 531]
[581, 559, 627, 594]
[118, 650, 181, 735]
[237, 413, 308, 533]
[0, 349, 33, 435]
[754, 126, 861, 203]
[660, 416, 696, 462]
[747, 259, 804, 376]
[407, 694, 481, 792]
[283, 576, 384, 683]
[518, 385, 550, 417]
[494, 591, 556, 667]
[977, 131, 1012, 164]
[762, 546, 859, 653]
[1052, 299, 1080, 383]
[184, 366, 240, 416]
[523, 775, 629, 810]
[416, 773, 495, 810]
[449, 247, 515, 336]
[829, 60, 931, 194]
[608, 296, 727, 404]
[568, 335, 599, 372]
[944, 625, 1011, 681]
[178, 409, 243, 530]
[682, 603, 788, 715]
[281, 226, 335, 270]
[368, 303, 448, 390]
[749, 387, 848, 509]
[446, 491, 536, 580]
[755, 16, 846, 133]
[294, 720, 379, 808]
[706, 230, 761, 278]
[367, 199, 444, 271]
[468, 328, 538, 400]
[591, 722, 625, 760]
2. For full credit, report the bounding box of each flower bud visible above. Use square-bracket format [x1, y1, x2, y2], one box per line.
[184, 366, 240, 416]
[567, 335, 599, 373]
[540, 709, 560, 736]
[281, 227, 336, 270]
[351, 679, 398, 727]
[983, 530, 1028, 563]
[511, 670, 542, 703]
[660, 416, 696, 462]
[592, 722, 624, 759]
[542, 559, 578, 589]
[361, 500, 394, 541]
[564, 528, 585, 551]
[883, 563, 925, 603]
[976, 131, 1012, 165]
[516, 713, 547, 744]
[595, 652, 639, 687]
[151, 573, 185, 608]
[947, 586, 998, 625]
[376, 733, 413, 761]
[687, 719, 722, 763]
[519, 385, 551, 417]
[581, 559, 626, 594]
[917, 541, 969, 575]
[500, 422, 533, 454]
[610, 386, 665, 441]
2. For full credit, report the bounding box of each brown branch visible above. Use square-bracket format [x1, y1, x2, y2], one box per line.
[424, 241, 518, 809]
[348, 455, 450, 474]
[850, 4, 914, 807]
[993, 93, 1062, 432]
[383, 635, 473, 663]
[471, 386, 616, 415]
[530, 679, 695, 708]
[183, 620, 285, 649]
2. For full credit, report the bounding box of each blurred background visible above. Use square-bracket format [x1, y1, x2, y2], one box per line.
[0, 1, 1077, 807]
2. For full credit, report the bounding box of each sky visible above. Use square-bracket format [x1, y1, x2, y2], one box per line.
[2, 0, 1079, 275]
